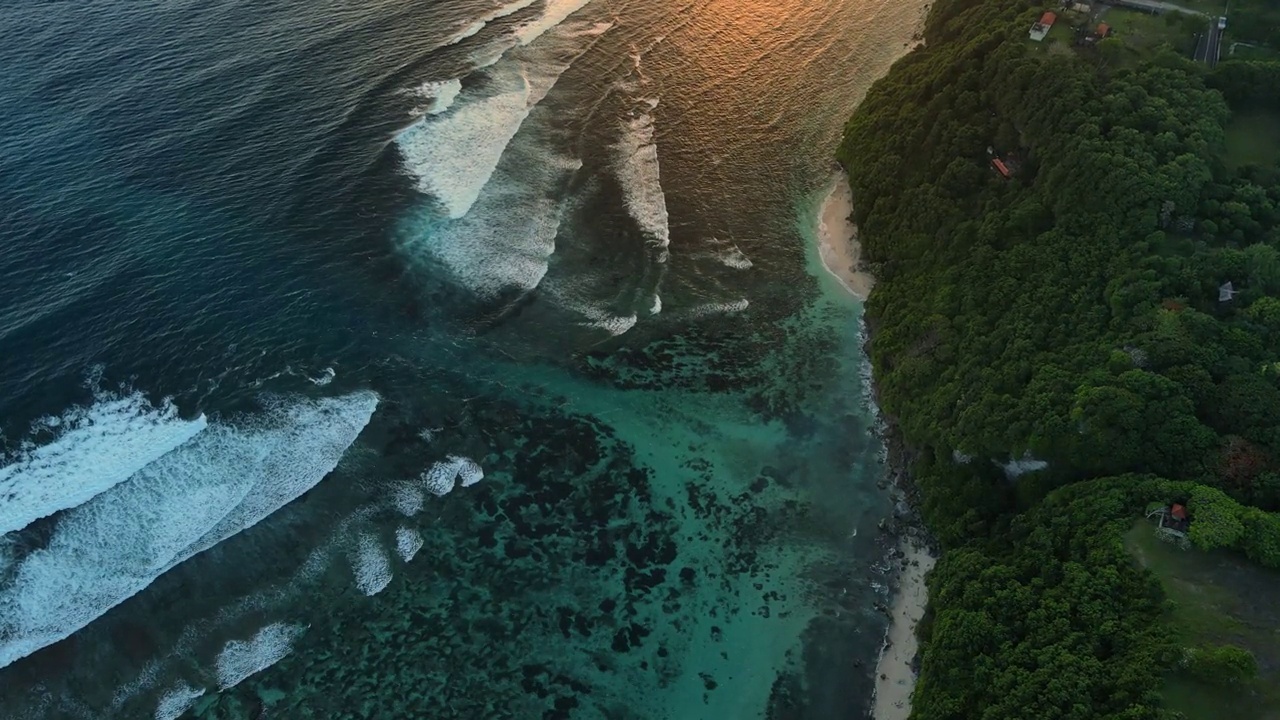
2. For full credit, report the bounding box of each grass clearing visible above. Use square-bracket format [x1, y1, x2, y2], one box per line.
[1103, 7, 1202, 60]
[1224, 111, 1280, 170]
[1125, 520, 1280, 720]
[1226, 42, 1280, 60]
[1226, 0, 1280, 48]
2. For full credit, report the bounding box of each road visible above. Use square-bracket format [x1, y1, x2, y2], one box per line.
[1205, 18, 1223, 66]
[1192, 17, 1224, 65]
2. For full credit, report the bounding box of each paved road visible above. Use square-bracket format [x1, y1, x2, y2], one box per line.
[1205, 18, 1223, 66]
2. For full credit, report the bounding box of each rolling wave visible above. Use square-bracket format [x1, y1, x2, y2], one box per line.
[514, 0, 596, 45]
[154, 685, 204, 720]
[0, 390, 207, 535]
[214, 623, 305, 690]
[405, 79, 463, 117]
[0, 391, 378, 670]
[444, 0, 538, 46]
[614, 101, 671, 250]
[396, 19, 609, 220]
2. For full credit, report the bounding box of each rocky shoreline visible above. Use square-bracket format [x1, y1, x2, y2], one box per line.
[863, 282, 937, 720]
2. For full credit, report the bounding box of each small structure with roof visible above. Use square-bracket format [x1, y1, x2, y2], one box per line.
[1030, 11, 1057, 41]
[1146, 502, 1192, 548]
[1096, 23, 1110, 38]
[1220, 281, 1240, 302]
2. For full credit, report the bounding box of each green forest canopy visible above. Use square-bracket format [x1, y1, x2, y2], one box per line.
[836, 0, 1280, 716]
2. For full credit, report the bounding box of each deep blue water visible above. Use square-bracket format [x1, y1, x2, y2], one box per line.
[0, 0, 925, 717]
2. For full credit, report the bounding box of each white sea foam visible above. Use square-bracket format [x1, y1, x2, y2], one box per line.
[515, 0, 595, 45]
[399, 78, 532, 219]
[702, 240, 753, 269]
[421, 455, 484, 496]
[446, 0, 538, 46]
[392, 481, 425, 516]
[215, 623, 305, 690]
[582, 311, 638, 336]
[469, 38, 519, 69]
[154, 684, 204, 720]
[423, 459, 459, 496]
[614, 106, 671, 249]
[395, 526, 424, 562]
[406, 147, 579, 296]
[0, 392, 378, 670]
[396, 19, 609, 221]
[455, 455, 484, 487]
[0, 391, 207, 535]
[687, 299, 750, 319]
[649, 294, 662, 314]
[354, 533, 392, 596]
[407, 79, 464, 117]
[308, 367, 336, 386]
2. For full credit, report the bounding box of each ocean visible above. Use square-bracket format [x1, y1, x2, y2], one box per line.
[0, 0, 925, 717]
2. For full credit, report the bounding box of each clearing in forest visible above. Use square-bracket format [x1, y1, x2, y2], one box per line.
[1125, 520, 1280, 720]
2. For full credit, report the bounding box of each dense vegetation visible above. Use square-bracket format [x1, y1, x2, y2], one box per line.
[836, 0, 1280, 716]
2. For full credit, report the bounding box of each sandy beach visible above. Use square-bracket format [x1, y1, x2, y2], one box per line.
[817, 172, 875, 300]
[873, 539, 936, 720]
[812, 169, 934, 718]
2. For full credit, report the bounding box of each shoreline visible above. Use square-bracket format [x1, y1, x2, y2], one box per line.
[869, 421, 937, 720]
[813, 169, 936, 719]
[816, 172, 876, 301]
[871, 536, 936, 720]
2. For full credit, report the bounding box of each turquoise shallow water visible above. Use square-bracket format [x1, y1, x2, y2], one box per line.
[0, 0, 926, 717]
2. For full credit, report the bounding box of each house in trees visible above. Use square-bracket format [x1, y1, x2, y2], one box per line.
[1220, 281, 1240, 302]
[1029, 11, 1056, 41]
[1146, 503, 1192, 547]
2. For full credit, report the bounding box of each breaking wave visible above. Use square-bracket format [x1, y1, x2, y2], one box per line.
[396, 20, 609, 220]
[0, 391, 207, 535]
[0, 391, 379, 670]
[514, 0, 595, 45]
[614, 102, 671, 249]
[687, 299, 750, 319]
[154, 684, 204, 720]
[404, 143, 582, 297]
[697, 239, 753, 269]
[422, 455, 484, 496]
[445, 0, 538, 46]
[406, 79, 463, 117]
[214, 623, 306, 690]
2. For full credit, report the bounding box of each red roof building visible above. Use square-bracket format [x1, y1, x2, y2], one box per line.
[1097, 22, 1110, 37]
[991, 158, 1011, 177]
[1171, 503, 1188, 520]
[1040, 11, 1057, 25]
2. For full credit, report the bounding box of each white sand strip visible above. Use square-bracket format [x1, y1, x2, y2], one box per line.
[817, 172, 875, 300]
[873, 539, 936, 720]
